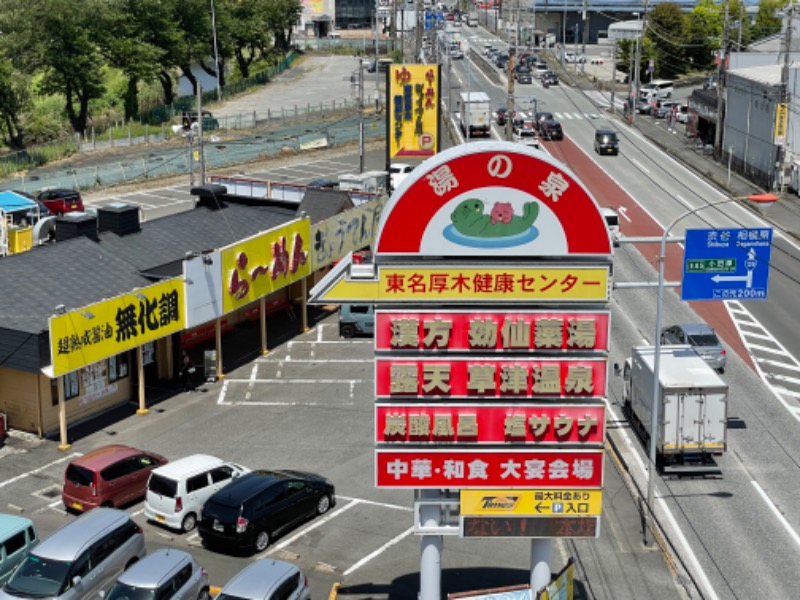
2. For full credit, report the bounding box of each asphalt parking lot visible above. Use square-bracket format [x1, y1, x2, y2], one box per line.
[0, 315, 549, 599]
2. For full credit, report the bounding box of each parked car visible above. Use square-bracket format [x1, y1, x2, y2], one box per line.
[660, 323, 727, 373]
[105, 549, 210, 600]
[339, 304, 374, 338]
[676, 104, 690, 123]
[389, 163, 415, 189]
[541, 71, 559, 86]
[198, 469, 335, 553]
[35, 188, 84, 216]
[563, 51, 586, 63]
[216, 559, 311, 600]
[62, 444, 168, 512]
[594, 129, 619, 155]
[0, 508, 145, 600]
[655, 100, 680, 119]
[145, 454, 250, 532]
[0, 515, 38, 587]
[363, 59, 376, 73]
[180, 110, 220, 131]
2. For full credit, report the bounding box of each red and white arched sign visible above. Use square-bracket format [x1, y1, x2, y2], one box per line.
[375, 142, 612, 257]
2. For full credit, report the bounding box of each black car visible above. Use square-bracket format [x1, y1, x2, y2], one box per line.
[495, 107, 509, 125]
[199, 470, 335, 553]
[539, 119, 564, 140]
[533, 111, 555, 133]
[594, 129, 619, 155]
[541, 71, 559, 86]
[515, 66, 532, 84]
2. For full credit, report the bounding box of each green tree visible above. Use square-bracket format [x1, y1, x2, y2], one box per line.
[646, 2, 687, 79]
[226, 0, 274, 78]
[753, 0, 782, 40]
[0, 0, 107, 135]
[265, 0, 303, 54]
[0, 58, 30, 148]
[98, 0, 167, 120]
[685, 0, 720, 72]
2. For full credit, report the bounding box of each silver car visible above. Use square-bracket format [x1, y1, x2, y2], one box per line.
[0, 508, 144, 600]
[660, 323, 727, 373]
[216, 560, 310, 600]
[105, 549, 210, 600]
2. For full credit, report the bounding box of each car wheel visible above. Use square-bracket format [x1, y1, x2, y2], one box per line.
[124, 558, 139, 571]
[316, 494, 332, 515]
[341, 324, 356, 338]
[181, 512, 198, 533]
[254, 530, 270, 552]
[197, 589, 212, 600]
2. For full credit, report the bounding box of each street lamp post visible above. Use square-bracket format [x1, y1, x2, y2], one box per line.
[631, 11, 642, 124]
[646, 194, 777, 545]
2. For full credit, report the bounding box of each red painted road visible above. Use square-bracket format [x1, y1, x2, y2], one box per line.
[542, 137, 754, 370]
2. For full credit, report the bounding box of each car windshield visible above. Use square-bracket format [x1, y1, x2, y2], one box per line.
[687, 333, 719, 347]
[106, 583, 156, 600]
[148, 473, 178, 498]
[6, 554, 71, 598]
[65, 464, 94, 486]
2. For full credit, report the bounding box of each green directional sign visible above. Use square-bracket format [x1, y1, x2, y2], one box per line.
[686, 258, 737, 273]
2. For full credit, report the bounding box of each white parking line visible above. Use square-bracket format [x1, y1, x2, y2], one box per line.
[0, 453, 81, 489]
[265, 499, 360, 555]
[343, 527, 415, 576]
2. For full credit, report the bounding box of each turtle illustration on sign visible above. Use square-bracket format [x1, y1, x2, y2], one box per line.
[444, 198, 540, 248]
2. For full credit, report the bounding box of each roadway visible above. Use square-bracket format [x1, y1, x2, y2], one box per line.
[448, 24, 800, 598]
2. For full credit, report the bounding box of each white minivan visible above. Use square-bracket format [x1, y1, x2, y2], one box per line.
[144, 455, 249, 532]
[639, 79, 673, 101]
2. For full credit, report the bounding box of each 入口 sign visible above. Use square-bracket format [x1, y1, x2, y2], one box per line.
[460, 489, 603, 517]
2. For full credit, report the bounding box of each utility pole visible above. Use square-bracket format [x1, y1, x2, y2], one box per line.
[632, 5, 647, 125]
[358, 64, 365, 173]
[779, 6, 794, 191]
[610, 44, 617, 113]
[391, 0, 397, 52]
[506, 49, 515, 141]
[714, 0, 729, 157]
[197, 85, 205, 185]
[581, 0, 588, 70]
[416, 0, 423, 62]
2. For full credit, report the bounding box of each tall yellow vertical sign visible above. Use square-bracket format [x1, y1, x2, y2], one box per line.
[774, 103, 788, 145]
[386, 64, 441, 160]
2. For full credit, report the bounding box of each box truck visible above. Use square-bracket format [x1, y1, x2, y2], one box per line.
[622, 345, 728, 475]
[458, 92, 491, 138]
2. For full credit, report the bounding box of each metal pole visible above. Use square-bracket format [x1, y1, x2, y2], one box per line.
[530, 539, 552, 592]
[632, 10, 642, 125]
[506, 49, 515, 141]
[611, 44, 617, 113]
[358, 63, 365, 173]
[714, 0, 729, 156]
[197, 86, 205, 184]
[210, 0, 222, 102]
[562, 0, 566, 62]
[419, 489, 443, 600]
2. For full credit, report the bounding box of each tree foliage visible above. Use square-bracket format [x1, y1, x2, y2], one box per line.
[646, 2, 687, 79]
[0, 0, 301, 140]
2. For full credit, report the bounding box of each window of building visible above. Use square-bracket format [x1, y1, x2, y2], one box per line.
[108, 353, 129, 382]
[64, 371, 79, 400]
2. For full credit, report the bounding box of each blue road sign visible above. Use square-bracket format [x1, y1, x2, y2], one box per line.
[682, 227, 773, 301]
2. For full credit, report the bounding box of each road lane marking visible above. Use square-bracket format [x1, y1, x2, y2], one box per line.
[0, 453, 81, 489]
[630, 158, 650, 174]
[752, 480, 800, 549]
[217, 380, 230, 405]
[343, 527, 415, 576]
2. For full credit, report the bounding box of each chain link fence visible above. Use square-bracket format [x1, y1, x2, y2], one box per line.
[0, 112, 386, 194]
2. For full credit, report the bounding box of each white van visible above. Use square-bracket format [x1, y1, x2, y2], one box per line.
[639, 79, 673, 101]
[144, 455, 249, 532]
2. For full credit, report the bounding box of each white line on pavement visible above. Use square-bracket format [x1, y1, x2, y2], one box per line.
[343, 527, 415, 576]
[0, 453, 82, 489]
[266, 499, 360, 555]
[217, 380, 230, 405]
[752, 480, 800, 549]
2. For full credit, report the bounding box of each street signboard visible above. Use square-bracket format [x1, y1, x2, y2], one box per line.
[460, 489, 603, 517]
[461, 515, 600, 538]
[681, 227, 773, 301]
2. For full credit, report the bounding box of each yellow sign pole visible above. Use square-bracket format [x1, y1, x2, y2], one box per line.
[57, 377, 70, 451]
[137, 346, 148, 415]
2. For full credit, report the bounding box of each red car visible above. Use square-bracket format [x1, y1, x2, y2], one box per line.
[35, 188, 84, 215]
[62, 444, 168, 512]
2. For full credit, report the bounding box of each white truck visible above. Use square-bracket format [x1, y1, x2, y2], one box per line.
[467, 12, 479, 26]
[623, 345, 728, 475]
[458, 92, 491, 138]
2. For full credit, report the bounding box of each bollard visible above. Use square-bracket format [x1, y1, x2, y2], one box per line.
[128, 122, 132, 146]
